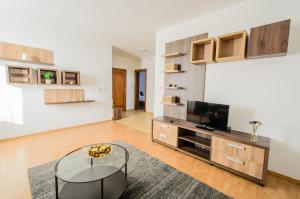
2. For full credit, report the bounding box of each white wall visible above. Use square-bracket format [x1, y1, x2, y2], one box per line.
[155, 0, 300, 180]
[141, 56, 155, 112]
[0, 3, 112, 140]
[112, 54, 141, 110]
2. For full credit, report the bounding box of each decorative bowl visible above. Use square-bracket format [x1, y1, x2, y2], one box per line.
[88, 145, 112, 158]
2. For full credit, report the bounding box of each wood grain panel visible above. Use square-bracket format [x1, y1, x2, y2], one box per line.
[248, 19, 291, 58]
[0, 41, 54, 65]
[44, 89, 84, 104]
[112, 68, 126, 111]
[163, 33, 208, 120]
[153, 121, 178, 147]
[212, 136, 265, 164]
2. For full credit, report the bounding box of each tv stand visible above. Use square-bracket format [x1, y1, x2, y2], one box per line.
[195, 124, 215, 131]
[152, 116, 270, 185]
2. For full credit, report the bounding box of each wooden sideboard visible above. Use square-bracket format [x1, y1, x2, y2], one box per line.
[151, 116, 270, 185]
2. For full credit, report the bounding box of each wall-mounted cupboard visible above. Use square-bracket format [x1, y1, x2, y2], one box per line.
[6, 65, 33, 84]
[0, 41, 54, 65]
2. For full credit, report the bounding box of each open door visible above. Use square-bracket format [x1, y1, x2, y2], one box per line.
[112, 68, 126, 111]
[134, 69, 147, 111]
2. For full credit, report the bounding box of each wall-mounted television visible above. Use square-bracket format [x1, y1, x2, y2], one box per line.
[187, 101, 229, 131]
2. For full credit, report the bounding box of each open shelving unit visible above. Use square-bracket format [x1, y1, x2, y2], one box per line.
[162, 52, 185, 58]
[178, 128, 211, 161]
[6, 65, 33, 84]
[62, 70, 80, 85]
[37, 68, 59, 85]
[216, 30, 247, 62]
[190, 37, 216, 64]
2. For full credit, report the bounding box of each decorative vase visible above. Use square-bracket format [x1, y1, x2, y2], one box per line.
[45, 79, 52, 85]
[249, 121, 262, 143]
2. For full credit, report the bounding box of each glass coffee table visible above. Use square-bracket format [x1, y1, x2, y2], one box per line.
[54, 143, 129, 199]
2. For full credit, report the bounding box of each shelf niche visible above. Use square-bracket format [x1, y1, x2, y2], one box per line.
[216, 30, 247, 62]
[0, 41, 54, 65]
[6, 65, 33, 84]
[190, 37, 216, 64]
[62, 71, 80, 86]
[37, 68, 59, 85]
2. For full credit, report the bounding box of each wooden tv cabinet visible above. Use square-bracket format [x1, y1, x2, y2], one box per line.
[151, 116, 270, 185]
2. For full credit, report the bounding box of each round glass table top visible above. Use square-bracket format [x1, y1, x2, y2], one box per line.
[55, 143, 129, 183]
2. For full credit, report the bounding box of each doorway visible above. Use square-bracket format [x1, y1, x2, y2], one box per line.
[134, 69, 147, 111]
[112, 68, 126, 111]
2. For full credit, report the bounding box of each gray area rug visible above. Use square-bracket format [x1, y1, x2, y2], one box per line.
[28, 140, 231, 199]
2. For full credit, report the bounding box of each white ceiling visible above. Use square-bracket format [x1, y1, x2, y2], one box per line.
[0, 0, 244, 58]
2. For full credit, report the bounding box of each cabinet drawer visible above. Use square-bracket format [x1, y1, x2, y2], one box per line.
[212, 136, 265, 164]
[153, 121, 178, 147]
[211, 150, 263, 179]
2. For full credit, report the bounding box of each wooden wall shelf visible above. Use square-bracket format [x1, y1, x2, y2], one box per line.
[248, 19, 291, 59]
[163, 86, 185, 90]
[44, 89, 89, 104]
[0, 41, 54, 65]
[62, 71, 80, 85]
[162, 102, 184, 106]
[45, 100, 95, 105]
[190, 37, 216, 64]
[216, 30, 247, 62]
[6, 65, 33, 84]
[162, 70, 185, 73]
[37, 68, 59, 85]
[163, 52, 185, 58]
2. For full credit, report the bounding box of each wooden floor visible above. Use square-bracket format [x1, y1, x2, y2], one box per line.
[0, 119, 299, 199]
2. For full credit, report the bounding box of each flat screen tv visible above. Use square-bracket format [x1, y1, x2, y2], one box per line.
[187, 101, 229, 131]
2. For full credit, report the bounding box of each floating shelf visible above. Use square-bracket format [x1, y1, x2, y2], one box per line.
[0, 41, 54, 65]
[216, 30, 247, 62]
[37, 68, 60, 85]
[162, 86, 185, 90]
[62, 70, 80, 86]
[45, 100, 95, 105]
[6, 65, 33, 84]
[162, 102, 184, 106]
[190, 37, 216, 64]
[178, 136, 210, 149]
[162, 52, 185, 58]
[162, 70, 185, 73]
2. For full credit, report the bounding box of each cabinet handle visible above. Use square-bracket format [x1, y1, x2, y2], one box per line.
[226, 156, 244, 165]
[159, 133, 168, 139]
[159, 124, 169, 128]
[227, 143, 245, 150]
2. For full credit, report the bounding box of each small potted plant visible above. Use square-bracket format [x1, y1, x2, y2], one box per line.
[249, 121, 262, 142]
[43, 72, 52, 85]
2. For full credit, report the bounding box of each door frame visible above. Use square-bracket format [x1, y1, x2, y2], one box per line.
[134, 69, 147, 111]
[112, 67, 127, 111]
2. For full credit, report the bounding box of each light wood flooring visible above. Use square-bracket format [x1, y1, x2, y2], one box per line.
[0, 116, 299, 199]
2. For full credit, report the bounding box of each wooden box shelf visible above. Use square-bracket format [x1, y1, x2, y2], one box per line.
[0, 41, 54, 65]
[216, 30, 247, 62]
[248, 19, 291, 59]
[6, 65, 33, 84]
[190, 37, 216, 64]
[37, 68, 59, 85]
[163, 52, 185, 58]
[62, 71, 80, 85]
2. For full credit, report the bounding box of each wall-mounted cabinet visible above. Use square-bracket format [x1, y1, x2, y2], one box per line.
[190, 37, 216, 64]
[247, 19, 291, 59]
[6, 65, 33, 84]
[37, 68, 59, 85]
[0, 41, 54, 65]
[216, 30, 247, 62]
[61, 71, 80, 85]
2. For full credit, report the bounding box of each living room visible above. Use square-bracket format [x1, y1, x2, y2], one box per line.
[0, 0, 300, 199]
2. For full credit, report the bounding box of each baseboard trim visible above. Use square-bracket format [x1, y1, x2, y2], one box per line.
[0, 120, 111, 142]
[268, 170, 300, 185]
